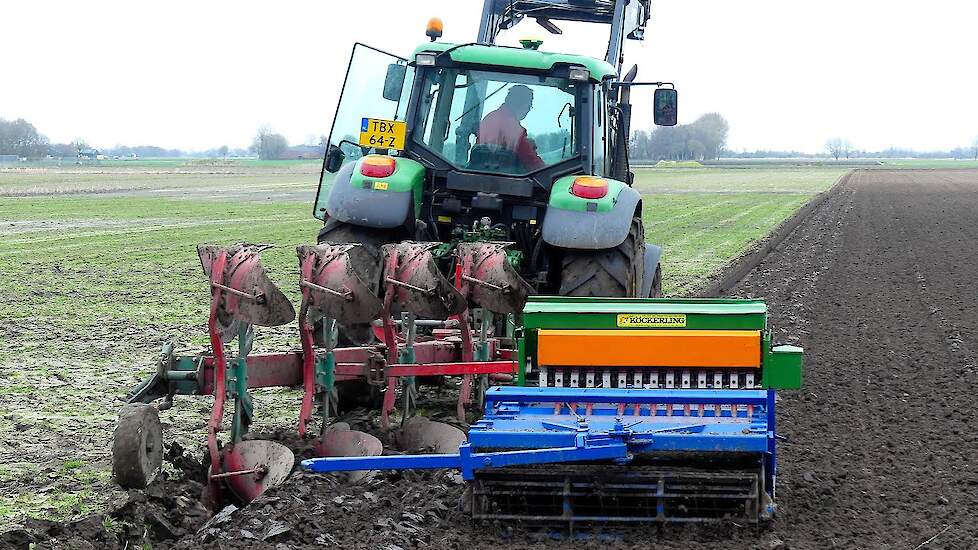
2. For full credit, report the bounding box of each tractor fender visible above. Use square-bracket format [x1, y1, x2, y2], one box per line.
[641, 244, 662, 298]
[541, 181, 641, 250]
[325, 157, 423, 229]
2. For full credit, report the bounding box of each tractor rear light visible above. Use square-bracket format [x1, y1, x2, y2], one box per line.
[360, 155, 396, 178]
[570, 176, 608, 199]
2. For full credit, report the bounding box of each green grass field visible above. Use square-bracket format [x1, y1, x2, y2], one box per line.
[0, 161, 844, 526]
[633, 166, 846, 294]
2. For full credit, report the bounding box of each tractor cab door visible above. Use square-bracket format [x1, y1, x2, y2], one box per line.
[314, 43, 414, 220]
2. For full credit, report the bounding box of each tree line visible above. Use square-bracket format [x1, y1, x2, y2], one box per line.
[821, 137, 978, 161]
[7, 113, 976, 162]
[0, 118, 49, 158]
[0, 117, 326, 160]
[725, 140, 978, 161]
[629, 113, 729, 162]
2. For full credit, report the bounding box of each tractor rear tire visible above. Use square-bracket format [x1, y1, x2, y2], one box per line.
[316, 221, 398, 345]
[649, 263, 663, 298]
[112, 404, 163, 489]
[558, 216, 645, 297]
[317, 221, 397, 413]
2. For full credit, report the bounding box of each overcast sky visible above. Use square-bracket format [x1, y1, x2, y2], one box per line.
[2, 0, 975, 153]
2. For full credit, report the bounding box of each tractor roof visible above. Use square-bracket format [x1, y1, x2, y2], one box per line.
[413, 42, 618, 82]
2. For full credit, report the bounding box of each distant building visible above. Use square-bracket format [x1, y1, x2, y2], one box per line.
[78, 149, 100, 160]
[0, 154, 19, 166]
[278, 145, 324, 160]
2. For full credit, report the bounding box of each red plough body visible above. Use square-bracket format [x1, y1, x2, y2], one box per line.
[127, 242, 526, 504]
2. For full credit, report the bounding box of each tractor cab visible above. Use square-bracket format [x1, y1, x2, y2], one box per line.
[315, 1, 676, 236]
[314, 40, 613, 214]
[314, 0, 674, 314]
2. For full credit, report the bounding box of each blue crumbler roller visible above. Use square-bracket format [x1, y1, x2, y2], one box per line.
[304, 297, 803, 523]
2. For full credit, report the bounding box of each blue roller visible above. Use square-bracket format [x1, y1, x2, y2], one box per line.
[303, 386, 778, 522]
[305, 387, 775, 479]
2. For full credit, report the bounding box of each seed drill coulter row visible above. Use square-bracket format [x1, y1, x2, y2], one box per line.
[114, 241, 802, 523]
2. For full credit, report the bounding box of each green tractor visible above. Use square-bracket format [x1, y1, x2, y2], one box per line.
[313, 0, 677, 342]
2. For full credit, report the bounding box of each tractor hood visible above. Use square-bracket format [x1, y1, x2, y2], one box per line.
[413, 42, 617, 82]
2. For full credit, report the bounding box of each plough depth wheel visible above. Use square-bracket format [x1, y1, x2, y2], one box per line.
[112, 403, 164, 489]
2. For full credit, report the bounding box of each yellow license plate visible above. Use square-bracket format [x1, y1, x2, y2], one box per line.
[616, 313, 687, 328]
[359, 118, 406, 150]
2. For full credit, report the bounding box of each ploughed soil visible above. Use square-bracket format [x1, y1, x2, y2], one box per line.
[9, 169, 978, 549]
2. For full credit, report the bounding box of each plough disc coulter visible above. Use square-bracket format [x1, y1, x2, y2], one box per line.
[114, 243, 802, 524]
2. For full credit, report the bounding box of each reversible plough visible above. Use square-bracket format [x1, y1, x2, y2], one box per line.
[113, 242, 802, 524]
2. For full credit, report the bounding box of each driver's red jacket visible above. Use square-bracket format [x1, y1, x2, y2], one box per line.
[477, 106, 545, 170]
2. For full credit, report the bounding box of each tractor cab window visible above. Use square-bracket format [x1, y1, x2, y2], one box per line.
[414, 68, 579, 176]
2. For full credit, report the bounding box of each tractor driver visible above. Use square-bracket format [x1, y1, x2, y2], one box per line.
[477, 85, 545, 171]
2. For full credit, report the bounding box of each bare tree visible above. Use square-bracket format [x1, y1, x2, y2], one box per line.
[972, 136, 978, 161]
[0, 118, 50, 158]
[250, 125, 288, 160]
[218, 145, 229, 160]
[826, 137, 845, 161]
[250, 125, 271, 157]
[71, 139, 89, 155]
[694, 113, 729, 160]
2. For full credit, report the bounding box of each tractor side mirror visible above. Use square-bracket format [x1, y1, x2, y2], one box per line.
[324, 144, 345, 173]
[383, 63, 407, 102]
[653, 87, 678, 127]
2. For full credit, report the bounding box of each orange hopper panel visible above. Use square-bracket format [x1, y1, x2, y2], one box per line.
[537, 330, 761, 368]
